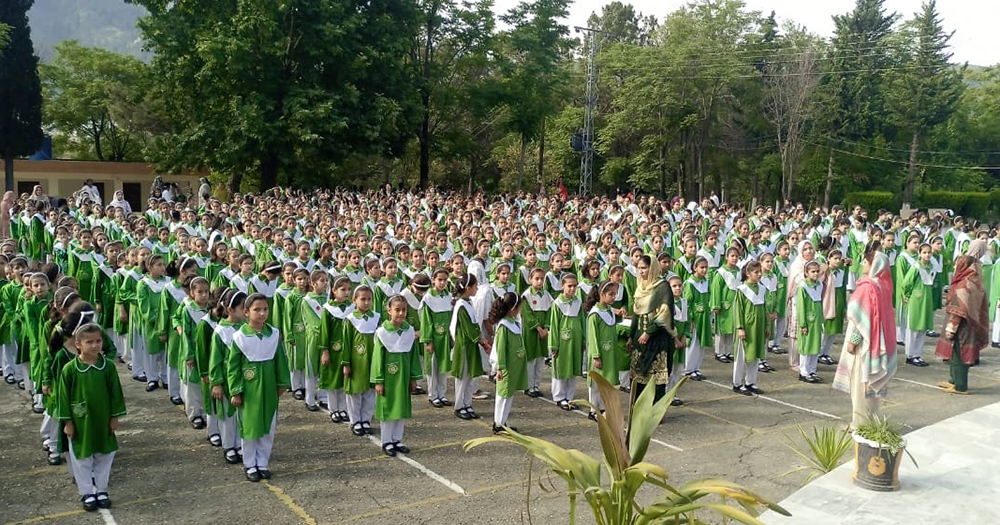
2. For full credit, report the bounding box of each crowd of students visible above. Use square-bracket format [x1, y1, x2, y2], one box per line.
[1, 186, 997, 512]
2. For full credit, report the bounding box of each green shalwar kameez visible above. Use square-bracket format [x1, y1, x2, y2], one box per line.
[823, 269, 847, 336]
[319, 303, 353, 390]
[209, 320, 240, 417]
[450, 301, 484, 378]
[137, 276, 170, 355]
[734, 283, 767, 362]
[55, 354, 126, 459]
[342, 311, 380, 395]
[419, 291, 454, 374]
[163, 281, 188, 371]
[301, 293, 327, 377]
[683, 278, 712, 347]
[372, 321, 422, 421]
[282, 289, 307, 373]
[68, 247, 97, 304]
[586, 306, 619, 386]
[520, 288, 552, 362]
[24, 296, 48, 386]
[796, 281, 823, 356]
[903, 262, 936, 331]
[547, 294, 583, 380]
[227, 324, 291, 441]
[493, 318, 528, 397]
[711, 266, 739, 335]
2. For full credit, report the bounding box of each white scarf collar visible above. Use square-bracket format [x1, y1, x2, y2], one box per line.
[589, 305, 615, 326]
[449, 299, 478, 339]
[142, 276, 169, 293]
[686, 277, 709, 294]
[348, 311, 380, 333]
[801, 281, 823, 302]
[737, 283, 766, 306]
[674, 297, 688, 322]
[376, 324, 416, 354]
[422, 291, 453, 313]
[233, 326, 280, 362]
[554, 295, 582, 317]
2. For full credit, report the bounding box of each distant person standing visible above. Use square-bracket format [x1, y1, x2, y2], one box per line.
[199, 178, 212, 209]
[80, 179, 102, 206]
[936, 240, 990, 395]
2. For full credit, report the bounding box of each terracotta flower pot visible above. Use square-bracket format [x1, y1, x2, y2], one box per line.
[852, 432, 904, 492]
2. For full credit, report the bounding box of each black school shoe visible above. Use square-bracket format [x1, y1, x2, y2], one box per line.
[382, 443, 397, 457]
[906, 356, 930, 367]
[208, 434, 222, 447]
[799, 374, 823, 384]
[818, 355, 838, 366]
[81, 494, 98, 512]
[430, 398, 444, 408]
[746, 384, 764, 395]
[362, 422, 373, 434]
[191, 417, 206, 430]
[305, 404, 320, 412]
[715, 354, 733, 364]
[455, 408, 473, 420]
[145, 381, 159, 392]
[245, 468, 261, 482]
[732, 385, 753, 396]
[393, 442, 410, 454]
[170, 396, 184, 406]
[225, 448, 241, 464]
[258, 469, 272, 480]
[47, 451, 62, 465]
[4, 374, 15, 384]
[351, 423, 365, 436]
[95, 492, 111, 509]
[292, 388, 305, 401]
[132, 375, 146, 382]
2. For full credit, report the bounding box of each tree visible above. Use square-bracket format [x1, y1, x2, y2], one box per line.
[886, 0, 964, 207]
[130, 0, 420, 192]
[499, 0, 574, 194]
[0, 23, 10, 55]
[0, 0, 43, 191]
[762, 27, 823, 202]
[41, 41, 150, 161]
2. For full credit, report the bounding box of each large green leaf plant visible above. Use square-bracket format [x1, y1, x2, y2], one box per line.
[465, 375, 790, 524]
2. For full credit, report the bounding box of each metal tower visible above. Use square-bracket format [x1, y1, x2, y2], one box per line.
[576, 26, 602, 196]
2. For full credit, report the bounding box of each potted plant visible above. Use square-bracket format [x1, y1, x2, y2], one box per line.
[852, 414, 917, 492]
[465, 375, 790, 524]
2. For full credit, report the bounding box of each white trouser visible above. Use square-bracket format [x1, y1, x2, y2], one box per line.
[493, 395, 514, 425]
[304, 358, 318, 406]
[242, 415, 277, 470]
[216, 398, 241, 450]
[799, 354, 819, 376]
[618, 370, 630, 388]
[732, 341, 759, 387]
[380, 419, 406, 446]
[21, 364, 39, 409]
[168, 366, 181, 398]
[290, 370, 304, 392]
[821, 335, 835, 357]
[896, 307, 907, 344]
[345, 390, 375, 425]
[667, 365, 684, 391]
[321, 389, 346, 414]
[205, 413, 220, 438]
[772, 318, 787, 349]
[183, 374, 205, 420]
[454, 361, 474, 410]
[67, 448, 115, 497]
[905, 328, 926, 359]
[715, 333, 734, 357]
[1, 343, 16, 378]
[426, 355, 448, 400]
[993, 306, 1000, 343]
[685, 332, 703, 374]
[551, 377, 577, 403]
[40, 411, 58, 447]
[526, 357, 544, 391]
[147, 351, 167, 384]
[131, 331, 148, 379]
[587, 381, 604, 412]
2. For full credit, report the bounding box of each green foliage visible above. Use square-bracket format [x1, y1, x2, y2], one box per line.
[40, 41, 152, 161]
[0, 0, 44, 189]
[465, 375, 790, 524]
[782, 426, 853, 484]
[0, 23, 10, 55]
[916, 191, 991, 218]
[844, 191, 901, 214]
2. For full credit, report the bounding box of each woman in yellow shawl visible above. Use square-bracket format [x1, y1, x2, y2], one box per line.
[628, 254, 678, 403]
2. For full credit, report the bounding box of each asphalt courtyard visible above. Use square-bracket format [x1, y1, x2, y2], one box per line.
[3, 330, 999, 525]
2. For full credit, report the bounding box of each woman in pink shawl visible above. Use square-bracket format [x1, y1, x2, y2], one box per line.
[833, 245, 897, 430]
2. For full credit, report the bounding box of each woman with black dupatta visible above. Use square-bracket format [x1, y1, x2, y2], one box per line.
[628, 255, 678, 405]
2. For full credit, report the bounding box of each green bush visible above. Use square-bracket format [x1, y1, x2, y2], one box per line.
[916, 191, 992, 219]
[844, 191, 900, 214]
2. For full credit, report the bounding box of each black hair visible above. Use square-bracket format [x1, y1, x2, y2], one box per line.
[48, 306, 97, 353]
[454, 273, 477, 297]
[487, 291, 522, 326]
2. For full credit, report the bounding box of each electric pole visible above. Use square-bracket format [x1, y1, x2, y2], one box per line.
[575, 26, 602, 196]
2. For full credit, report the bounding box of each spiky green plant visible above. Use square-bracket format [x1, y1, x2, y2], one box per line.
[464, 374, 790, 525]
[782, 425, 853, 484]
[855, 413, 918, 468]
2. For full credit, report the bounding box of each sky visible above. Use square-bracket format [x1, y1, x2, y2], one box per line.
[492, 0, 999, 66]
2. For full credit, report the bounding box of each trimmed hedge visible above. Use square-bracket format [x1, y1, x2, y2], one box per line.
[916, 191, 991, 219]
[843, 191, 900, 214]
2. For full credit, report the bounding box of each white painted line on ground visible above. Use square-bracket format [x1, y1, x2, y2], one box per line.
[366, 435, 466, 495]
[703, 380, 843, 421]
[537, 393, 685, 451]
[99, 509, 117, 525]
[894, 377, 943, 390]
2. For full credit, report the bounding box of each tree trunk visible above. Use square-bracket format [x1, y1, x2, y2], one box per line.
[823, 148, 834, 209]
[516, 134, 527, 193]
[260, 151, 279, 190]
[904, 130, 919, 207]
[537, 119, 546, 196]
[4, 153, 14, 192]
[419, 95, 431, 190]
[696, 147, 704, 201]
[228, 172, 243, 197]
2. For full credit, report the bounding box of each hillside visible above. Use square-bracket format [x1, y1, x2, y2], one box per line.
[27, 0, 148, 61]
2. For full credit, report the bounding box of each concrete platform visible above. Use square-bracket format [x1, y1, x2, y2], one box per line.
[762, 400, 1000, 524]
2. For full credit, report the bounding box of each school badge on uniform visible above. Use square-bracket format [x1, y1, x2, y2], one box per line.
[601, 341, 612, 352]
[387, 363, 399, 375]
[516, 350, 525, 359]
[295, 323, 305, 333]
[244, 368, 256, 381]
[435, 324, 446, 335]
[807, 312, 815, 323]
[696, 304, 705, 312]
[355, 344, 366, 355]
[560, 329, 572, 341]
[71, 401, 87, 418]
[332, 341, 342, 351]
[722, 302, 730, 309]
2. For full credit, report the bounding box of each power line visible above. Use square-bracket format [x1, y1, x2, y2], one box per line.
[584, 63, 950, 80]
[819, 136, 1000, 156]
[801, 139, 1000, 170]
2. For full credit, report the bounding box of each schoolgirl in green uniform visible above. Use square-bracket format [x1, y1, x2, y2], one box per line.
[733, 261, 767, 396]
[0, 255, 14, 385]
[711, 247, 741, 364]
[68, 229, 97, 304]
[301, 270, 329, 411]
[520, 267, 551, 398]
[372, 295, 422, 456]
[548, 273, 583, 411]
[164, 257, 199, 405]
[374, 257, 405, 320]
[796, 261, 824, 383]
[420, 269, 454, 407]
[320, 277, 353, 424]
[23, 272, 50, 413]
[92, 241, 122, 354]
[756, 252, 778, 373]
[283, 268, 310, 400]
[450, 274, 487, 419]
[667, 275, 688, 404]
[683, 256, 711, 380]
[123, 247, 149, 383]
[488, 291, 527, 433]
[176, 275, 211, 431]
[819, 249, 847, 365]
[137, 253, 171, 393]
[228, 293, 291, 482]
[208, 289, 246, 464]
[903, 243, 936, 366]
[894, 232, 921, 345]
[584, 281, 620, 420]
[343, 286, 379, 436]
[271, 262, 296, 332]
[56, 320, 125, 512]
[768, 241, 790, 354]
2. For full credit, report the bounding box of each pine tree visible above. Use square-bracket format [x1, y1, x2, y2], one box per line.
[0, 0, 44, 191]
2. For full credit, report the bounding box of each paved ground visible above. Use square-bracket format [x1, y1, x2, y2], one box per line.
[760, 399, 1000, 524]
[2, 330, 999, 525]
